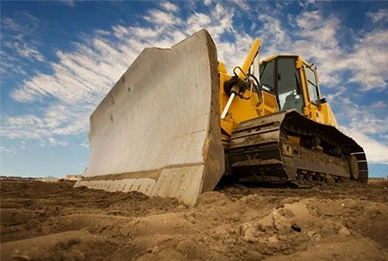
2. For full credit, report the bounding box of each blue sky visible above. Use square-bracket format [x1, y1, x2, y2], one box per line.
[1, 0, 387, 178]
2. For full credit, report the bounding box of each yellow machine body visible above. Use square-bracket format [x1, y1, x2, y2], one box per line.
[219, 39, 367, 185]
[219, 47, 339, 142]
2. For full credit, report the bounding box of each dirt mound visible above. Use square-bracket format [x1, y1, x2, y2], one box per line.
[1, 180, 388, 260]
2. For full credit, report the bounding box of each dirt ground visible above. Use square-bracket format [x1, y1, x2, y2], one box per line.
[1, 180, 388, 261]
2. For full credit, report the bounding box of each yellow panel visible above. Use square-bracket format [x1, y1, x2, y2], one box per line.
[219, 52, 281, 136]
[320, 103, 339, 128]
[261, 91, 279, 115]
[304, 106, 325, 124]
[220, 90, 261, 135]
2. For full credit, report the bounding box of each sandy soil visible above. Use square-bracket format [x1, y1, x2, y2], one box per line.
[1, 180, 388, 261]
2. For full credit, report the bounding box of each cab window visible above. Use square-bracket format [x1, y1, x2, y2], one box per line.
[277, 58, 303, 113]
[259, 60, 274, 92]
[305, 66, 319, 104]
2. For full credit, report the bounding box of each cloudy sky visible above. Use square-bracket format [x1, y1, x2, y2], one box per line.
[1, 0, 387, 178]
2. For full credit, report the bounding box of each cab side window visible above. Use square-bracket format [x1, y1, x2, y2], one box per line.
[305, 66, 319, 104]
[260, 60, 275, 92]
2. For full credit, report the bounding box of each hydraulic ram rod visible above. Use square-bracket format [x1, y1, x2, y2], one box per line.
[221, 93, 236, 119]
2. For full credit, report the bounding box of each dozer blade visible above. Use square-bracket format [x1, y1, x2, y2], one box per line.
[75, 29, 225, 206]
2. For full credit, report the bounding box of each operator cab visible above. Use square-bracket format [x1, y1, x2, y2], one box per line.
[259, 55, 322, 114]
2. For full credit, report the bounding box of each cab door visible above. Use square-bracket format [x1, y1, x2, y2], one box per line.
[301, 64, 325, 124]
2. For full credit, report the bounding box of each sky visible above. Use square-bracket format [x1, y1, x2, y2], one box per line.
[1, 0, 388, 178]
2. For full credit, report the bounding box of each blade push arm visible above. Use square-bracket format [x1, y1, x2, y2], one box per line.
[221, 39, 262, 119]
[239, 39, 262, 78]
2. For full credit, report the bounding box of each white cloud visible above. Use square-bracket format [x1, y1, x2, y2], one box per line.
[1, 13, 41, 41]
[60, 0, 74, 7]
[144, 9, 182, 26]
[230, 0, 248, 11]
[48, 137, 67, 147]
[1, 115, 49, 139]
[345, 30, 388, 90]
[204, 0, 212, 6]
[1, 13, 44, 80]
[14, 42, 45, 62]
[367, 9, 388, 23]
[1, 17, 25, 32]
[0, 146, 17, 154]
[80, 141, 90, 149]
[369, 101, 386, 109]
[0, 50, 28, 76]
[256, 9, 388, 91]
[333, 96, 388, 164]
[326, 86, 346, 103]
[160, 2, 179, 12]
[286, 11, 344, 86]
[342, 128, 388, 164]
[256, 14, 290, 56]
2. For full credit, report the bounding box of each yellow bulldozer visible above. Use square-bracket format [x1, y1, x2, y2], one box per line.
[75, 29, 368, 205]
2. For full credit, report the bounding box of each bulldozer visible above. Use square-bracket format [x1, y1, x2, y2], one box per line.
[75, 29, 368, 205]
